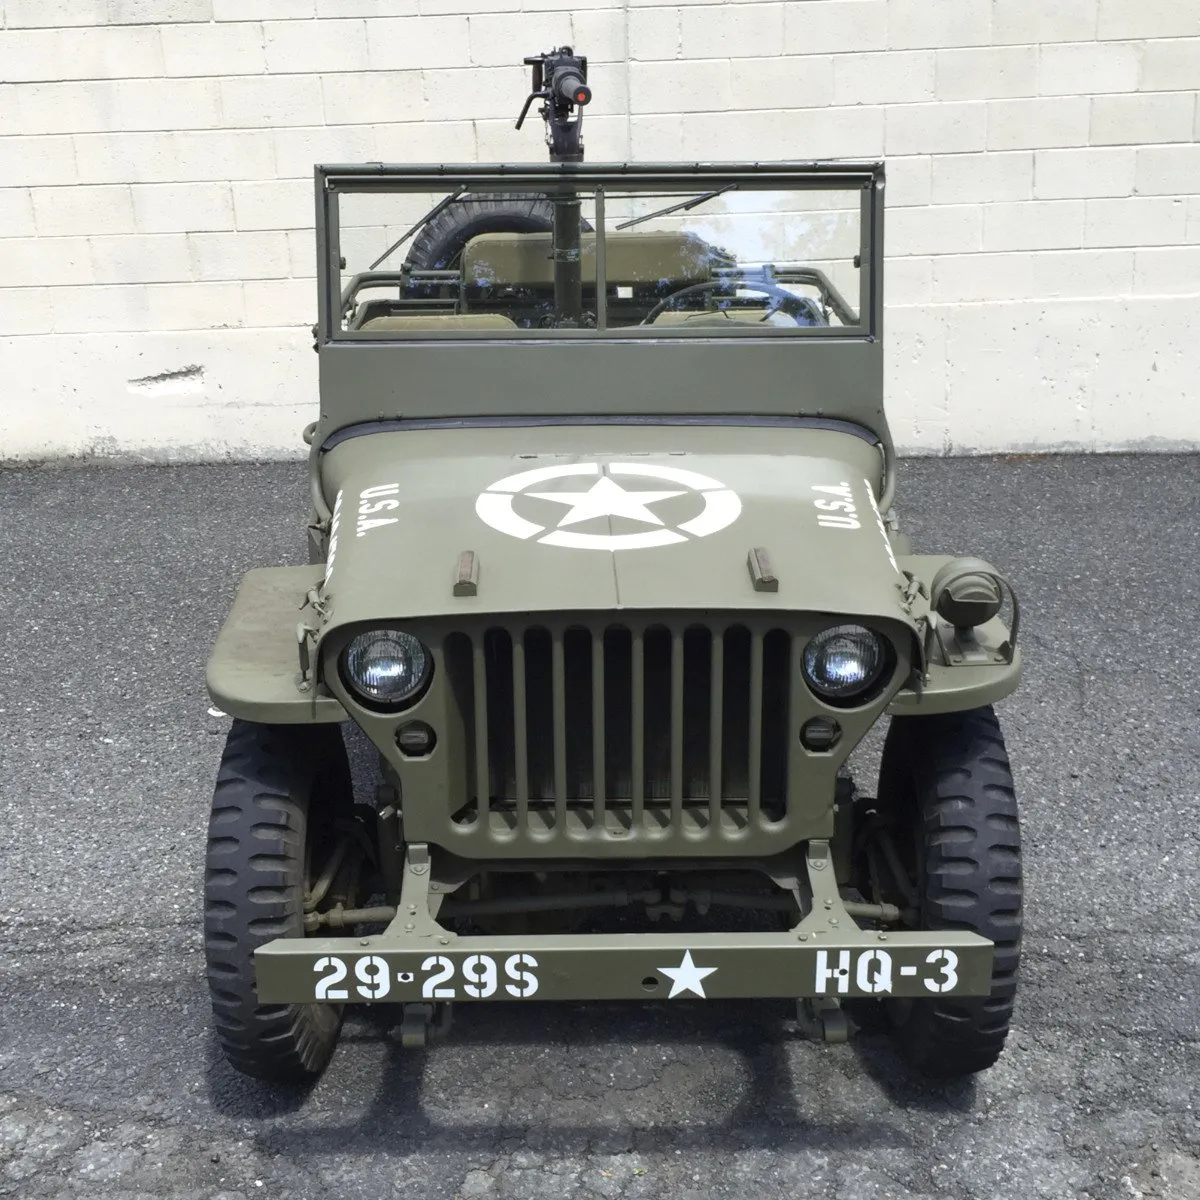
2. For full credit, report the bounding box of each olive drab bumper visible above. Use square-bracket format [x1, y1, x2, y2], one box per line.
[253, 841, 995, 1006]
[255, 927, 994, 1005]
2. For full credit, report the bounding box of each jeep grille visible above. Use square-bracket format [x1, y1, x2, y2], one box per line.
[443, 620, 801, 843]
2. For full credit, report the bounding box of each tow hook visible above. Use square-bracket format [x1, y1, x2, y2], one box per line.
[393, 1002, 454, 1048]
[797, 997, 849, 1045]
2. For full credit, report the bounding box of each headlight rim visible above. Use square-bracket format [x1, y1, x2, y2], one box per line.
[801, 622, 893, 709]
[339, 627, 434, 713]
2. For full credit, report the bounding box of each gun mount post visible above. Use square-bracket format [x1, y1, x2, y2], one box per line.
[552, 192, 584, 324]
[515, 46, 591, 325]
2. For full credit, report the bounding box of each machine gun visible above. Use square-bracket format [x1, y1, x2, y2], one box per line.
[515, 46, 591, 163]
[514, 47, 592, 323]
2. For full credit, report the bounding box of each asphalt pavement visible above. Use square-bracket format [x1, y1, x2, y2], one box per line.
[0, 454, 1198, 1200]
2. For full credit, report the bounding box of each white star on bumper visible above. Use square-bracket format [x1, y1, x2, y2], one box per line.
[657, 950, 718, 999]
[528, 475, 686, 528]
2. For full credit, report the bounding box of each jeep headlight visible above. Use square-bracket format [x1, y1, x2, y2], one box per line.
[341, 629, 431, 709]
[802, 624, 889, 705]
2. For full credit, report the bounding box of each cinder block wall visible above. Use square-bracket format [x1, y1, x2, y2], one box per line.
[1, 0, 1198, 459]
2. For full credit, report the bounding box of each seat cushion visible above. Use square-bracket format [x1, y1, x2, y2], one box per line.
[359, 313, 518, 331]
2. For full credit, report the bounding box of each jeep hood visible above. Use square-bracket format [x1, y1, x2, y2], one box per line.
[316, 424, 911, 634]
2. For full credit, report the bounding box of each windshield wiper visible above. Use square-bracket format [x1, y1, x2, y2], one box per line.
[369, 189, 467, 270]
[614, 183, 737, 231]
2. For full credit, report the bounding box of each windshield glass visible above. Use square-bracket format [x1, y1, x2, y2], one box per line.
[327, 173, 870, 339]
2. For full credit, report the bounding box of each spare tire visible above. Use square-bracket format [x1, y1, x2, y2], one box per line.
[402, 193, 592, 271]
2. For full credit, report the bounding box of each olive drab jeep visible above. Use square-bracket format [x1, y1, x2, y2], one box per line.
[204, 47, 1023, 1084]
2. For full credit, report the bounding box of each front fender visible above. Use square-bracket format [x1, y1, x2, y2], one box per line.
[888, 554, 1022, 715]
[206, 566, 346, 724]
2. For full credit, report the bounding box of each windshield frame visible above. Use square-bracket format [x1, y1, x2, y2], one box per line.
[316, 163, 884, 345]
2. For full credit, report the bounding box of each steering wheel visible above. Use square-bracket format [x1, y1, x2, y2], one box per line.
[642, 279, 815, 327]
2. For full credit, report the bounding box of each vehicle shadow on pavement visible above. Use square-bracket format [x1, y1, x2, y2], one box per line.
[205, 999, 966, 1156]
[842, 1001, 980, 1111]
[848, 1034, 979, 1112]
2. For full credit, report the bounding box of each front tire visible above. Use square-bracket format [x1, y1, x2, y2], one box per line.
[869, 706, 1022, 1077]
[204, 720, 355, 1084]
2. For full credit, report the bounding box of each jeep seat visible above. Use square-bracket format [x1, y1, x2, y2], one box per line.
[460, 230, 724, 289]
[650, 302, 824, 327]
[358, 313, 518, 331]
[650, 310, 777, 326]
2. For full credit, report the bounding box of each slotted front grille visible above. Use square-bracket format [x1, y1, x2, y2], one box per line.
[444, 622, 797, 841]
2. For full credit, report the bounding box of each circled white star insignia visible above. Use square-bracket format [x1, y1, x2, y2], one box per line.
[475, 461, 742, 551]
[657, 950, 718, 999]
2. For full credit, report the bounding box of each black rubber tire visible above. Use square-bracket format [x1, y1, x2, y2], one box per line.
[875, 706, 1022, 1078]
[204, 719, 354, 1084]
[402, 192, 592, 271]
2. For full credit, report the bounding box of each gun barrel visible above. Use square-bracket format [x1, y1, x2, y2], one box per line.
[551, 67, 591, 107]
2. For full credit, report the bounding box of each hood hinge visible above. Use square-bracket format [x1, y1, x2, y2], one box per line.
[897, 570, 928, 616]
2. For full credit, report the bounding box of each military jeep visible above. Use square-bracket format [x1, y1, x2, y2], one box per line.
[204, 51, 1022, 1084]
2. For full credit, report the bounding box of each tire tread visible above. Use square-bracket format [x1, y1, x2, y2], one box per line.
[879, 705, 1023, 1078]
[203, 719, 351, 1084]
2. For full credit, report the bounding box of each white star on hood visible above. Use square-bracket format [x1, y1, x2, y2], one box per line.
[528, 475, 686, 528]
[657, 950, 718, 999]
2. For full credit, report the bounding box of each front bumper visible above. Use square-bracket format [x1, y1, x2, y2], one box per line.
[255, 926, 993, 1004]
[256, 839, 995, 1006]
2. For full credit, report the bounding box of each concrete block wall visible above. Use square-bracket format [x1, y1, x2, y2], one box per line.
[1, 0, 1198, 460]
